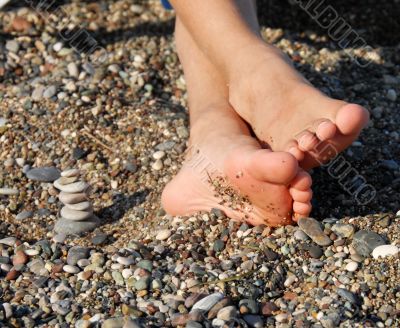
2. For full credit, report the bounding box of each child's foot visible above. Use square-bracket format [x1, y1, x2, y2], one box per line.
[228, 45, 370, 170]
[161, 107, 312, 226]
[161, 19, 312, 226]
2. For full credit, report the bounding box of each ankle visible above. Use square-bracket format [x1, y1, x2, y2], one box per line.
[226, 42, 288, 82]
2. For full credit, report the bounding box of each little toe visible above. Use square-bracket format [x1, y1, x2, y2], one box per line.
[293, 201, 312, 216]
[336, 104, 370, 136]
[315, 120, 337, 141]
[290, 170, 312, 191]
[297, 131, 319, 151]
[290, 188, 312, 203]
[247, 150, 298, 184]
[287, 141, 305, 161]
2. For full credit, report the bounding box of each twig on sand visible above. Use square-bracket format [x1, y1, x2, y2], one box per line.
[81, 127, 114, 153]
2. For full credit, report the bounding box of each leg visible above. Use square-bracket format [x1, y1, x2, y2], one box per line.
[169, 0, 370, 170]
[161, 18, 313, 226]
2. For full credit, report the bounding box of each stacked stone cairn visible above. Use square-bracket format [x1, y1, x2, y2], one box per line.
[53, 168, 100, 235]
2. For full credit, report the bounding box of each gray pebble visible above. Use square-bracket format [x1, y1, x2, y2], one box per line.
[61, 206, 93, 221]
[352, 230, 386, 257]
[43, 85, 57, 98]
[67, 246, 90, 265]
[6, 40, 19, 53]
[243, 315, 264, 328]
[192, 293, 224, 312]
[26, 167, 60, 182]
[15, 210, 34, 220]
[54, 216, 100, 235]
[298, 217, 332, 246]
[54, 180, 88, 193]
[59, 192, 88, 204]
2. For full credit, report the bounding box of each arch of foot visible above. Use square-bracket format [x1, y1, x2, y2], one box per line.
[53, 168, 100, 235]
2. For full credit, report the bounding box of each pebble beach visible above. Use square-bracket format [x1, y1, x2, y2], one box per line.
[0, 0, 399, 327]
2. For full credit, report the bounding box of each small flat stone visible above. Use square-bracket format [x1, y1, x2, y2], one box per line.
[63, 264, 80, 274]
[0, 237, 16, 246]
[137, 260, 153, 272]
[15, 210, 33, 220]
[32, 85, 45, 101]
[43, 85, 57, 98]
[67, 62, 79, 78]
[345, 261, 359, 272]
[56, 176, 79, 185]
[53, 233, 67, 243]
[156, 229, 171, 241]
[294, 229, 309, 241]
[134, 276, 150, 291]
[61, 169, 80, 177]
[65, 201, 92, 211]
[217, 306, 238, 321]
[243, 315, 264, 328]
[337, 288, 359, 305]
[61, 206, 93, 221]
[117, 256, 135, 266]
[91, 233, 108, 245]
[261, 302, 279, 317]
[308, 245, 323, 259]
[6, 40, 19, 53]
[352, 230, 386, 257]
[372, 245, 399, 259]
[12, 251, 28, 265]
[191, 293, 224, 312]
[59, 192, 88, 204]
[331, 224, 355, 238]
[54, 180, 88, 193]
[213, 239, 225, 252]
[54, 216, 100, 235]
[0, 188, 19, 195]
[112, 271, 125, 286]
[298, 217, 332, 246]
[67, 246, 90, 265]
[26, 167, 60, 182]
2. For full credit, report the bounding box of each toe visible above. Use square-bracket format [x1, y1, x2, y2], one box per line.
[315, 120, 337, 141]
[297, 130, 319, 151]
[248, 150, 298, 184]
[290, 170, 312, 191]
[293, 201, 312, 216]
[336, 104, 370, 136]
[286, 141, 305, 161]
[290, 188, 312, 202]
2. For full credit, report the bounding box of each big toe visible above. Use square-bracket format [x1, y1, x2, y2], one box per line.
[247, 150, 298, 185]
[336, 104, 370, 136]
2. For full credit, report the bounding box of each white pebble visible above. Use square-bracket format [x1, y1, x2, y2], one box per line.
[156, 229, 171, 241]
[117, 256, 135, 266]
[372, 245, 399, 259]
[122, 268, 133, 279]
[63, 265, 80, 274]
[0, 188, 19, 195]
[24, 249, 39, 256]
[345, 261, 358, 272]
[153, 151, 165, 160]
[152, 159, 163, 171]
[284, 275, 296, 287]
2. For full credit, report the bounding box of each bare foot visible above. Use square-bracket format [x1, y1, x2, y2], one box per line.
[161, 107, 312, 226]
[228, 45, 370, 170]
[161, 19, 312, 226]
